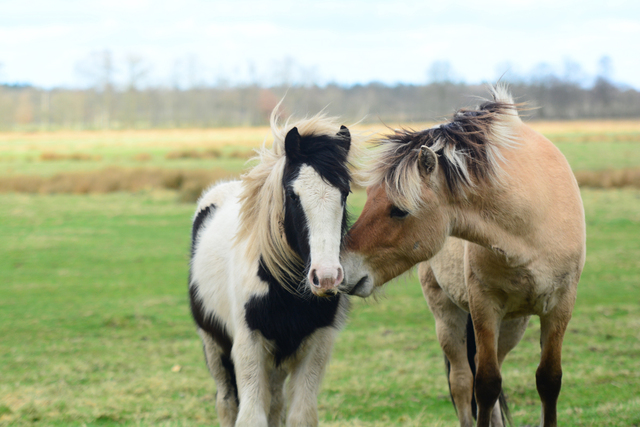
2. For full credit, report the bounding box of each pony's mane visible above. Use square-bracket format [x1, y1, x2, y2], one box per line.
[364, 85, 522, 210]
[236, 106, 355, 287]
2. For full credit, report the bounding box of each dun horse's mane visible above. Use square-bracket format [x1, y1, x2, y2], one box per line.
[365, 85, 522, 210]
[236, 106, 353, 287]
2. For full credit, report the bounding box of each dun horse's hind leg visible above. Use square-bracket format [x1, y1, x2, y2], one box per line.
[420, 263, 474, 427]
[490, 316, 530, 427]
[536, 290, 576, 427]
[199, 330, 239, 427]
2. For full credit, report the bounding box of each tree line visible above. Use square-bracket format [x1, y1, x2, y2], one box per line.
[1, 71, 638, 130]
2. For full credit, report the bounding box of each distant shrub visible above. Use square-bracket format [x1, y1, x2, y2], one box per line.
[574, 168, 640, 189]
[227, 150, 254, 160]
[0, 167, 234, 200]
[165, 149, 222, 160]
[133, 153, 152, 162]
[40, 152, 101, 161]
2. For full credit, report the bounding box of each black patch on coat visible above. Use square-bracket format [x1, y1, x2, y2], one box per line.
[189, 284, 233, 356]
[189, 203, 233, 356]
[245, 259, 342, 366]
[220, 354, 239, 403]
[191, 204, 216, 257]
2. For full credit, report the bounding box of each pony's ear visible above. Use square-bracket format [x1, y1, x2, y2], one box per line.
[336, 125, 351, 152]
[284, 127, 302, 161]
[419, 145, 438, 177]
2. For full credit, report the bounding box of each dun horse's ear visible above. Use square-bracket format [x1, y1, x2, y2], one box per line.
[419, 145, 438, 177]
[336, 125, 351, 152]
[285, 127, 302, 161]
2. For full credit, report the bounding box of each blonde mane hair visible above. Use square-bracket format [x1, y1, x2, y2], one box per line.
[363, 85, 522, 211]
[236, 106, 358, 287]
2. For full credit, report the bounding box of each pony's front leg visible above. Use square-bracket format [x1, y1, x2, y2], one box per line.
[286, 328, 337, 427]
[268, 367, 288, 427]
[232, 330, 271, 427]
[536, 289, 576, 427]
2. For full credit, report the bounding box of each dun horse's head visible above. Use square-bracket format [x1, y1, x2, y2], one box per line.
[340, 144, 449, 297]
[338, 94, 518, 297]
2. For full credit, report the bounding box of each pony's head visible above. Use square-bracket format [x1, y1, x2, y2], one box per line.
[340, 86, 520, 297]
[238, 110, 353, 297]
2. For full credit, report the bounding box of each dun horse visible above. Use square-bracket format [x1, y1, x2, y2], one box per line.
[189, 110, 354, 426]
[339, 87, 586, 427]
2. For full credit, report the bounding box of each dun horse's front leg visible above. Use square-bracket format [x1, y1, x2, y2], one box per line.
[468, 294, 504, 427]
[536, 290, 576, 427]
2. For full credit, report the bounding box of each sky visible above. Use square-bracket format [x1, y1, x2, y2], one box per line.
[0, 0, 639, 89]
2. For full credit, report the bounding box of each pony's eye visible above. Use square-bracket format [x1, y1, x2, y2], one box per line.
[289, 191, 299, 202]
[389, 206, 409, 219]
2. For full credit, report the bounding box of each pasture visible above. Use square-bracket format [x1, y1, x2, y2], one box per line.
[1, 121, 639, 426]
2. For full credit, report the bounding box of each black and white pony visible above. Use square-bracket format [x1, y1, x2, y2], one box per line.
[189, 111, 354, 426]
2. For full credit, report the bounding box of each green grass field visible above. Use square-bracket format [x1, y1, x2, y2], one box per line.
[1, 122, 639, 426]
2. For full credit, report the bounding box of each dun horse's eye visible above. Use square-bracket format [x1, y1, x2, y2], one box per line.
[389, 206, 409, 219]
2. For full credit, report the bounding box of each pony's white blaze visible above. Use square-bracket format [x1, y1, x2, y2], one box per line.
[293, 165, 344, 294]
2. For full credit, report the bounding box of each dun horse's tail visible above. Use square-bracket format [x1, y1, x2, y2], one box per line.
[444, 314, 512, 426]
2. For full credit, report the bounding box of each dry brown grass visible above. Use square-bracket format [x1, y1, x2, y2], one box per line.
[574, 168, 640, 189]
[1, 167, 638, 203]
[552, 133, 640, 143]
[39, 152, 101, 161]
[133, 153, 152, 162]
[227, 149, 255, 160]
[0, 167, 236, 202]
[526, 120, 640, 134]
[164, 149, 222, 160]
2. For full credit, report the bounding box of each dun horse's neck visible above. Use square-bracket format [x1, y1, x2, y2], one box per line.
[448, 180, 536, 266]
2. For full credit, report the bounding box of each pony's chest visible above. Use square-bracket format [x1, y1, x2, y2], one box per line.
[244, 267, 342, 365]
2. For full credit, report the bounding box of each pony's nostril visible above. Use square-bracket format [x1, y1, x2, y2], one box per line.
[311, 270, 320, 287]
[336, 267, 344, 284]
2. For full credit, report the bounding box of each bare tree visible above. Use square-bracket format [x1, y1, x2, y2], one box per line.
[125, 54, 151, 91]
[427, 61, 454, 84]
[76, 50, 116, 128]
[598, 55, 613, 82]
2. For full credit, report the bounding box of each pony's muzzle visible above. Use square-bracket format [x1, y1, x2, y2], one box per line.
[309, 265, 343, 297]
